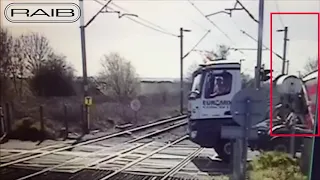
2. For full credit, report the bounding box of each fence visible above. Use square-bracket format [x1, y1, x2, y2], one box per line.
[0, 102, 87, 142]
[0, 92, 183, 142]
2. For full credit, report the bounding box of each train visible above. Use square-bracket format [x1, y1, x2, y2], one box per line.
[187, 61, 318, 162]
[301, 70, 318, 130]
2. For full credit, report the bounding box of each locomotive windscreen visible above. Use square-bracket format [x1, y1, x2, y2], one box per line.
[191, 73, 202, 92]
[204, 70, 232, 99]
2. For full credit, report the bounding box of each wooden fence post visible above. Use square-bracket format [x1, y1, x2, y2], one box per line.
[39, 105, 44, 135]
[63, 104, 68, 139]
[80, 104, 85, 135]
[0, 106, 4, 136]
[5, 102, 11, 134]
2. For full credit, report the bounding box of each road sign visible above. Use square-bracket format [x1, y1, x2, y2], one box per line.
[130, 99, 141, 111]
[84, 96, 92, 106]
[221, 126, 258, 140]
[231, 88, 268, 127]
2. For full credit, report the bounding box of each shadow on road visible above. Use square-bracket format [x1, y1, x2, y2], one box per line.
[192, 156, 231, 176]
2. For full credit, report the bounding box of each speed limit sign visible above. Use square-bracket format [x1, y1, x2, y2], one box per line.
[130, 99, 141, 111]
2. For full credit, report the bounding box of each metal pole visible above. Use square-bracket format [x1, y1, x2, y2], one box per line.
[180, 27, 184, 115]
[289, 97, 296, 157]
[232, 139, 242, 180]
[286, 60, 289, 74]
[290, 122, 296, 157]
[79, 0, 89, 134]
[281, 26, 288, 74]
[255, 0, 265, 89]
[240, 98, 250, 180]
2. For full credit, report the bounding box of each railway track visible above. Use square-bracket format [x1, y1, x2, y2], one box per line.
[1, 114, 229, 180]
[1, 115, 207, 179]
[1, 115, 187, 159]
[0, 115, 187, 165]
[5, 134, 205, 180]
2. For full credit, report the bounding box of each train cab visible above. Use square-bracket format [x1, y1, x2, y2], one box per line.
[187, 62, 242, 157]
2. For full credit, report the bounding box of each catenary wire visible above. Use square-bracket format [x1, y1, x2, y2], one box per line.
[187, 0, 246, 57]
[274, 0, 285, 28]
[93, 0, 179, 37]
[183, 30, 211, 58]
[109, 2, 172, 33]
[235, 0, 259, 23]
[227, 1, 284, 62]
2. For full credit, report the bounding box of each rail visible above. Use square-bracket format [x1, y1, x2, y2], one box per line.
[0, 115, 187, 168]
[14, 120, 188, 180]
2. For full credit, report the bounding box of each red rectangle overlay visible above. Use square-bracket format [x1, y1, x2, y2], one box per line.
[269, 12, 320, 137]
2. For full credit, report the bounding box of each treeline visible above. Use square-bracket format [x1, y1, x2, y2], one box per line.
[0, 28, 75, 103]
[0, 28, 141, 105]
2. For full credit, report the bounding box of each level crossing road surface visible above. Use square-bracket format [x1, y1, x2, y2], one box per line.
[0, 137, 259, 180]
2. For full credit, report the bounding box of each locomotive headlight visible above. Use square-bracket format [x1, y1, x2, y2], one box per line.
[190, 131, 197, 139]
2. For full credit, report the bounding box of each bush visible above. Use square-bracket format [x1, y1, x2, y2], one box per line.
[5, 92, 181, 141]
[30, 53, 75, 97]
[9, 117, 56, 141]
[248, 151, 307, 180]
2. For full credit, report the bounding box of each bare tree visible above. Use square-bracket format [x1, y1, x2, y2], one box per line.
[184, 44, 230, 83]
[97, 53, 140, 103]
[185, 61, 199, 82]
[21, 32, 53, 75]
[206, 44, 230, 61]
[30, 52, 75, 97]
[1, 31, 66, 99]
[303, 58, 318, 75]
[46, 53, 75, 75]
[0, 28, 14, 103]
[9, 36, 28, 96]
[241, 73, 254, 88]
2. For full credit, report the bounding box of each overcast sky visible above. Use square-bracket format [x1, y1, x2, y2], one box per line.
[2, 0, 320, 78]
